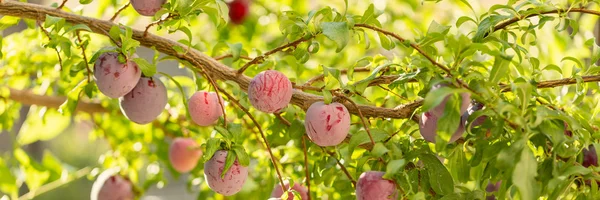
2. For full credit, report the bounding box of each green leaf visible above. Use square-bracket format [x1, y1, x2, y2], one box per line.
[62, 24, 92, 35]
[214, 126, 233, 141]
[18, 109, 70, 145]
[228, 43, 243, 61]
[378, 32, 395, 50]
[43, 15, 65, 29]
[321, 22, 350, 52]
[203, 138, 221, 162]
[221, 150, 236, 179]
[132, 58, 157, 77]
[371, 142, 389, 157]
[0, 157, 17, 196]
[79, 0, 93, 4]
[437, 93, 461, 142]
[421, 86, 455, 112]
[88, 46, 118, 64]
[289, 119, 306, 139]
[512, 147, 539, 200]
[322, 90, 333, 104]
[383, 159, 406, 179]
[427, 20, 451, 35]
[109, 25, 122, 44]
[489, 54, 512, 84]
[232, 146, 250, 167]
[420, 154, 454, 195]
[360, 4, 376, 24]
[348, 129, 389, 150]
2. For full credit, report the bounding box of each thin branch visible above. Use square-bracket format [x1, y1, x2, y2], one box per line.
[493, 8, 600, 33]
[37, 20, 63, 70]
[144, 13, 178, 37]
[273, 113, 291, 126]
[215, 86, 287, 193]
[301, 136, 311, 200]
[109, 2, 130, 22]
[355, 23, 452, 75]
[501, 75, 600, 92]
[56, 0, 67, 10]
[322, 148, 356, 187]
[75, 31, 92, 83]
[214, 54, 252, 61]
[19, 167, 91, 200]
[377, 85, 407, 100]
[237, 35, 317, 74]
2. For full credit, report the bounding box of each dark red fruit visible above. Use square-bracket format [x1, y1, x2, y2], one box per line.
[485, 181, 501, 200]
[228, 0, 249, 24]
[564, 121, 573, 137]
[583, 145, 598, 168]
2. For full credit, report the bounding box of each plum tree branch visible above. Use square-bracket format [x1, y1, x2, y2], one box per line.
[2, 88, 107, 113]
[492, 8, 600, 33]
[0, 0, 418, 119]
[236, 35, 317, 74]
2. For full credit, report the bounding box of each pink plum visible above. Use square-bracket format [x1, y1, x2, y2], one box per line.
[204, 150, 248, 196]
[419, 111, 465, 143]
[270, 182, 309, 200]
[93, 52, 141, 98]
[91, 174, 134, 200]
[356, 171, 398, 200]
[304, 101, 351, 147]
[188, 91, 223, 126]
[247, 70, 293, 113]
[119, 76, 168, 124]
[130, 0, 166, 16]
[169, 138, 203, 173]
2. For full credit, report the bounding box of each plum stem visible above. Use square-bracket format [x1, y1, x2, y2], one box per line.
[215, 87, 287, 192]
[237, 34, 316, 74]
[109, 2, 130, 22]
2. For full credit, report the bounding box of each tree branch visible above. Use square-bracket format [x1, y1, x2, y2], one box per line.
[493, 8, 600, 33]
[109, 2, 130, 22]
[2, 88, 107, 113]
[0, 1, 416, 119]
